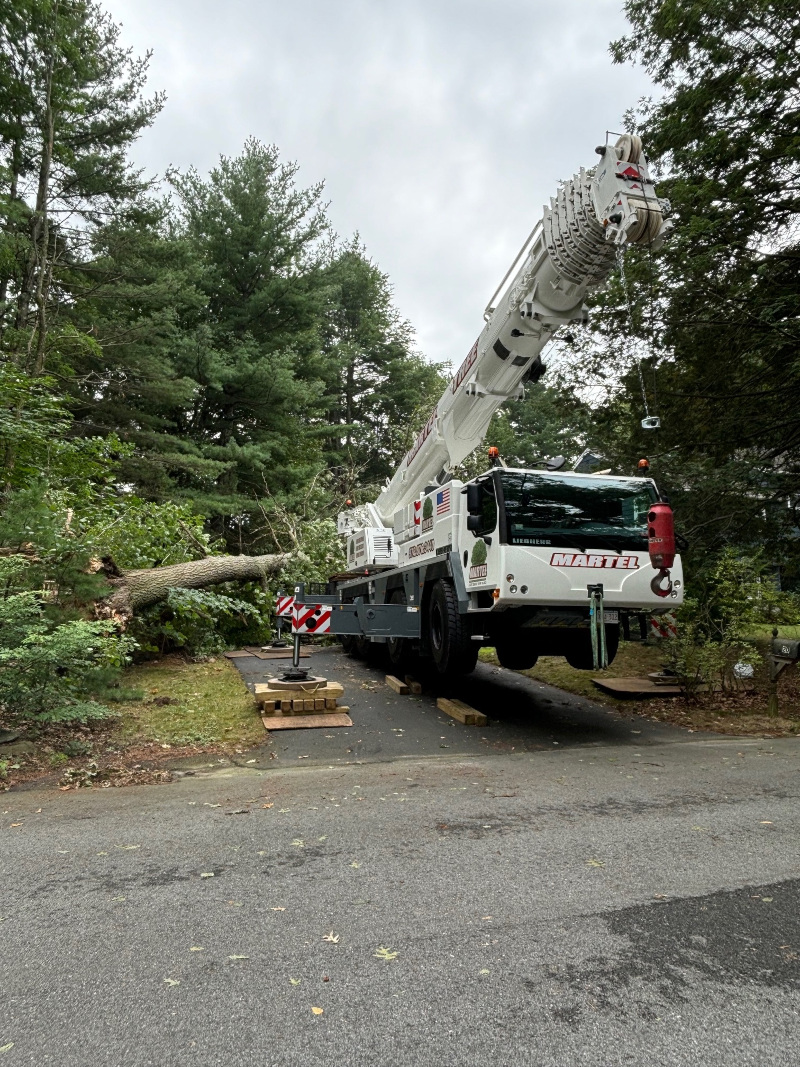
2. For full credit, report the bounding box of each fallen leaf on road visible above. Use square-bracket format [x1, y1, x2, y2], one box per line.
[246, 759, 256, 764]
[349, 861, 361, 869]
[762, 897, 773, 903]
[203, 803, 221, 808]
[228, 955, 250, 960]
[318, 836, 327, 842]
[262, 803, 274, 809]
[200, 872, 215, 878]
[96, 851, 108, 856]
[322, 931, 340, 943]
[111, 896, 126, 902]
[271, 907, 286, 912]
[9, 823, 21, 828]
[190, 947, 204, 952]
[116, 844, 140, 850]
[1, 1043, 15, 1052]
[481, 916, 492, 921]
[311, 1007, 324, 1015]
[227, 901, 242, 907]
[289, 978, 301, 985]
[760, 821, 773, 825]
[164, 978, 180, 986]
[374, 946, 398, 961]
[586, 859, 605, 868]
[479, 969, 490, 975]
[691, 826, 708, 832]
[298, 755, 309, 759]
[291, 839, 305, 847]
[278, 808, 290, 813]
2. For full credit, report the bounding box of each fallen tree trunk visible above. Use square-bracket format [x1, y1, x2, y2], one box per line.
[99, 552, 293, 623]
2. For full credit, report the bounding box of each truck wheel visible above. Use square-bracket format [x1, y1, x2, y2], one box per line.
[495, 635, 538, 670]
[386, 590, 410, 670]
[428, 579, 478, 677]
[354, 636, 371, 658]
[564, 625, 620, 670]
[338, 636, 356, 654]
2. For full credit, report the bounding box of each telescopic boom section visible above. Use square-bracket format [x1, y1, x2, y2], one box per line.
[361, 134, 670, 530]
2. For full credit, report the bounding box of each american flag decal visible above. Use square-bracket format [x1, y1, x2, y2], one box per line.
[436, 487, 450, 516]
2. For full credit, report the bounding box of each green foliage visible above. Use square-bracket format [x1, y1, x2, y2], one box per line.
[130, 587, 264, 659]
[0, 591, 135, 723]
[667, 550, 800, 694]
[82, 497, 219, 569]
[587, 0, 800, 586]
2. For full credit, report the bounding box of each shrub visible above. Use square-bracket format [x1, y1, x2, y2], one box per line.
[0, 594, 136, 724]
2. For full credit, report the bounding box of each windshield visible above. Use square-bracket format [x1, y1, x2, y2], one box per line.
[500, 472, 656, 551]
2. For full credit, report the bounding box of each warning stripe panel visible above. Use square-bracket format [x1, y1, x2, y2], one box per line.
[292, 604, 332, 634]
[276, 595, 295, 617]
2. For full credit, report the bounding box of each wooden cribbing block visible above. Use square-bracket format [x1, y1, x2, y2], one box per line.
[262, 710, 352, 731]
[254, 682, 344, 707]
[436, 697, 488, 727]
[404, 676, 423, 695]
[385, 674, 410, 694]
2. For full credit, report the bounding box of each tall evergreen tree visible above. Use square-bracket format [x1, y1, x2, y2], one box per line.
[578, 0, 800, 581]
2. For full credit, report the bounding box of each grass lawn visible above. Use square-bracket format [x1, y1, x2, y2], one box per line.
[480, 638, 800, 737]
[113, 655, 264, 749]
[0, 656, 265, 792]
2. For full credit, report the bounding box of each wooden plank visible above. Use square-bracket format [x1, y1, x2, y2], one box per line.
[436, 697, 488, 727]
[325, 697, 337, 710]
[385, 674, 410, 694]
[592, 677, 684, 698]
[404, 676, 423, 695]
[261, 711, 353, 731]
[254, 681, 344, 699]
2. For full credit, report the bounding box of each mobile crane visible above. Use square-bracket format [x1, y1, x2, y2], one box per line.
[292, 134, 683, 677]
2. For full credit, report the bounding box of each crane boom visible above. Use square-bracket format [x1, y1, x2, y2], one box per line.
[351, 135, 669, 531]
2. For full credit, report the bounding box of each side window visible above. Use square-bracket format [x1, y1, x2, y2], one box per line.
[475, 481, 498, 536]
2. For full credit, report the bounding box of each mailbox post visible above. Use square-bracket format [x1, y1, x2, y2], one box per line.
[768, 629, 800, 716]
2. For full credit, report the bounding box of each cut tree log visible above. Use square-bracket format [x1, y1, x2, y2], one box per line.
[97, 552, 292, 623]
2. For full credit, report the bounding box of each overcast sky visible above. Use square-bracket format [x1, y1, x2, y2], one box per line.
[104, 0, 653, 370]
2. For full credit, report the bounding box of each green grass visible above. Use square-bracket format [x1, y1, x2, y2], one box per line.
[113, 656, 264, 748]
[480, 640, 666, 707]
[749, 624, 800, 641]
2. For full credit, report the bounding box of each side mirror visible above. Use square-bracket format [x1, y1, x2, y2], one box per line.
[467, 515, 482, 533]
[466, 484, 481, 515]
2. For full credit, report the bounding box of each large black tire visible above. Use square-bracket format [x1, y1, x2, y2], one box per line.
[564, 625, 620, 670]
[427, 579, 479, 677]
[338, 635, 356, 654]
[495, 633, 539, 670]
[354, 635, 371, 659]
[386, 590, 411, 670]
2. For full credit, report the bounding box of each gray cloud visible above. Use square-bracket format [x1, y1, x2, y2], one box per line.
[106, 0, 653, 368]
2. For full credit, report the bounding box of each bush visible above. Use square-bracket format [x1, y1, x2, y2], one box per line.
[667, 549, 799, 696]
[0, 593, 136, 724]
[130, 587, 265, 659]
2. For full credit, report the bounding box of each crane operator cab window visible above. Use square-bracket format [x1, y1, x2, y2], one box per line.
[499, 472, 656, 550]
[465, 477, 498, 538]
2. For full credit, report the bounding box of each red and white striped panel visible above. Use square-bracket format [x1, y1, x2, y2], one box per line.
[649, 613, 677, 639]
[275, 594, 295, 617]
[292, 604, 332, 634]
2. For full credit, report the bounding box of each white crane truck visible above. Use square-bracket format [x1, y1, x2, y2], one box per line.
[293, 134, 683, 677]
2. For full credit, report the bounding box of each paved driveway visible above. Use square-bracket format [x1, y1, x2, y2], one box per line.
[2, 648, 798, 1066]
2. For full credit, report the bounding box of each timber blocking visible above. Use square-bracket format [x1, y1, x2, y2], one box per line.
[255, 679, 351, 729]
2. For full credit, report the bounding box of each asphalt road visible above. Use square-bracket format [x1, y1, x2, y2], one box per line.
[2, 649, 799, 1066]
